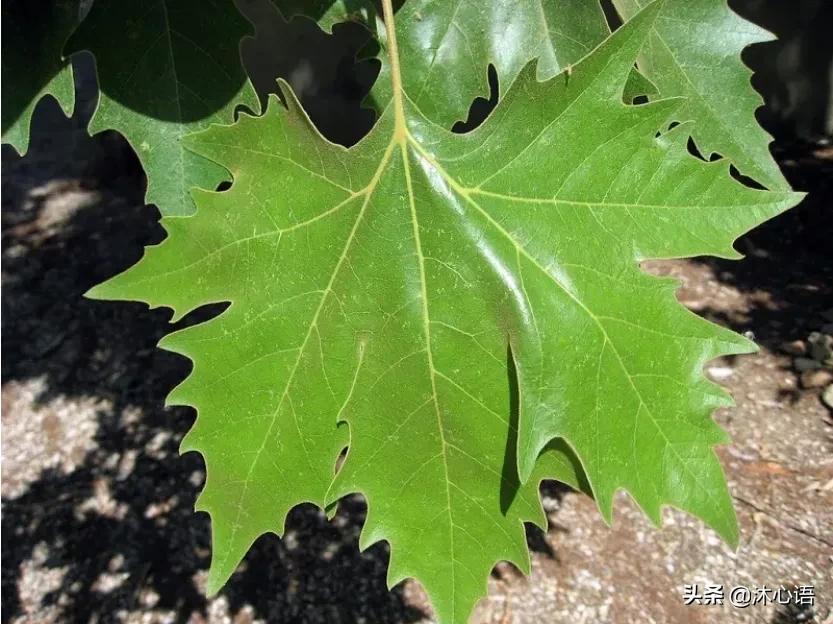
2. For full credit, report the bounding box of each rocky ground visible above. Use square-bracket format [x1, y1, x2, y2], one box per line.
[3, 77, 833, 624]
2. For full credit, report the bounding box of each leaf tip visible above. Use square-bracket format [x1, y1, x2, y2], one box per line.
[164, 383, 191, 409]
[595, 491, 616, 528]
[82, 282, 108, 301]
[516, 435, 539, 485]
[204, 569, 226, 598]
[324, 500, 340, 520]
[83, 275, 135, 303]
[1, 137, 27, 158]
[715, 508, 740, 551]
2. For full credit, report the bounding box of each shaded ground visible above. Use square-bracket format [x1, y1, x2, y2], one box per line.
[3, 27, 833, 624]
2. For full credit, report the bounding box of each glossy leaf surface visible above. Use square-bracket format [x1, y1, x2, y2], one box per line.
[89, 2, 800, 622]
[66, 0, 259, 215]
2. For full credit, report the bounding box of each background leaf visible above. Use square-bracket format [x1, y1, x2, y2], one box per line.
[1, 0, 80, 155]
[274, 0, 377, 32]
[372, 0, 617, 125]
[276, 0, 619, 127]
[611, 0, 788, 190]
[66, 0, 260, 215]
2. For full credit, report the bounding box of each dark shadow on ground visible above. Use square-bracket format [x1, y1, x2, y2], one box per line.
[689, 140, 832, 354]
[696, 1, 833, 356]
[0, 62, 426, 624]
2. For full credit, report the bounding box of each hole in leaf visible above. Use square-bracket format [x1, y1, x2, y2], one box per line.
[686, 136, 724, 163]
[500, 344, 521, 514]
[686, 137, 709, 162]
[174, 302, 232, 331]
[600, 0, 623, 31]
[730, 164, 767, 191]
[453, 65, 499, 134]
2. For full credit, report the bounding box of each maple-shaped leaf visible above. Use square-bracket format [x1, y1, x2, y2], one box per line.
[89, 1, 800, 622]
[65, 0, 259, 215]
[2, 0, 80, 154]
[611, 0, 787, 190]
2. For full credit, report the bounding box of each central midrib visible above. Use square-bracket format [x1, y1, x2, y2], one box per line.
[380, 0, 458, 612]
[378, 0, 721, 525]
[230, 0, 725, 600]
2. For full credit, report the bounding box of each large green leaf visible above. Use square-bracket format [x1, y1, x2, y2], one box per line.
[1, 0, 79, 155]
[89, 2, 800, 622]
[65, 0, 259, 215]
[611, 0, 787, 190]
